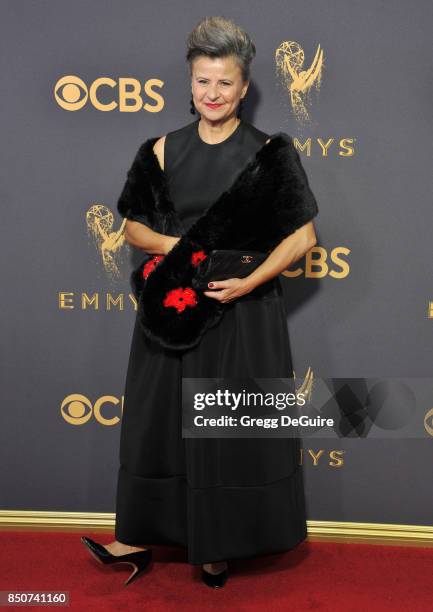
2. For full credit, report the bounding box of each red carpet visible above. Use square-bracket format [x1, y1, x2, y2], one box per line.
[0, 532, 431, 611]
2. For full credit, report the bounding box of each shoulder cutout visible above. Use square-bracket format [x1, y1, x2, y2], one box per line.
[152, 135, 166, 171]
[265, 138, 271, 145]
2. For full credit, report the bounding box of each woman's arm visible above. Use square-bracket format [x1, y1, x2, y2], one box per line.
[203, 221, 317, 303]
[124, 221, 179, 255]
[238, 136, 318, 291]
[123, 135, 180, 255]
[242, 221, 317, 292]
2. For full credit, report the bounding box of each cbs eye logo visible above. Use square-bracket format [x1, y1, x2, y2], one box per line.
[54, 75, 164, 112]
[424, 407, 433, 436]
[61, 393, 124, 426]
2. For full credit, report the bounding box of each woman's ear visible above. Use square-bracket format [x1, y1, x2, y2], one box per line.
[241, 80, 249, 98]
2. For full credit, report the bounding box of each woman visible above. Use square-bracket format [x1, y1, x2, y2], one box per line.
[81, 16, 318, 589]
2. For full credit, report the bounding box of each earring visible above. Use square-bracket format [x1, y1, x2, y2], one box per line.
[190, 95, 196, 115]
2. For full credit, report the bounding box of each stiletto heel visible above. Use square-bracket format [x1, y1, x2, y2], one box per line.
[81, 536, 152, 586]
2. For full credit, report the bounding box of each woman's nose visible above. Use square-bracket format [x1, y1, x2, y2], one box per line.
[208, 87, 220, 99]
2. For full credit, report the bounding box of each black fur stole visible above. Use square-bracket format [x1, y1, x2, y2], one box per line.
[117, 132, 318, 351]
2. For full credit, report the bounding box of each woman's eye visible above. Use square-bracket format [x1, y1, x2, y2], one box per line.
[198, 81, 231, 86]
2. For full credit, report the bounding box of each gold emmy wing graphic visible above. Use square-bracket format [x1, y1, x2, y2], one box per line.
[275, 41, 324, 123]
[86, 205, 127, 279]
[295, 366, 314, 402]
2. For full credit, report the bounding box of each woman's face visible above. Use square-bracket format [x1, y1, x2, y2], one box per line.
[191, 55, 248, 122]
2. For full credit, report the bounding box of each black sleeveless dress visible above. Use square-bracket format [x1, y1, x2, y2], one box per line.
[114, 119, 307, 565]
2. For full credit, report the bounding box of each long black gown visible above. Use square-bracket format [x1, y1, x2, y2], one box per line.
[114, 119, 308, 565]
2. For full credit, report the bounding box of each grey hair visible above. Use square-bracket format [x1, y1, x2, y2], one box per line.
[186, 16, 256, 82]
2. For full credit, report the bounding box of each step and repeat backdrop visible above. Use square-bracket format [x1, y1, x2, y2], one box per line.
[1, 1, 432, 528]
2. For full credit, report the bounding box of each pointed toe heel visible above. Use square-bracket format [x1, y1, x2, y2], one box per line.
[201, 566, 228, 588]
[81, 536, 152, 586]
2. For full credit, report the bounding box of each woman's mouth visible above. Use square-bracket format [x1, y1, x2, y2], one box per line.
[204, 103, 224, 109]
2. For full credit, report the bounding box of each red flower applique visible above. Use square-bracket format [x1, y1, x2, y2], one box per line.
[142, 255, 165, 279]
[163, 287, 198, 313]
[191, 249, 207, 267]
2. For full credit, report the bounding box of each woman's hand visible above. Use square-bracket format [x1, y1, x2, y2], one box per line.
[203, 278, 255, 303]
[163, 236, 181, 254]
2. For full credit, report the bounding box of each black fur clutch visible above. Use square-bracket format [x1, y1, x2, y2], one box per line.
[191, 249, 268, 291]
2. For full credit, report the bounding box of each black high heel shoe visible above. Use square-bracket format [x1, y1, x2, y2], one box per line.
[81, 536, 152, 586]
[201, 564, 229, 588]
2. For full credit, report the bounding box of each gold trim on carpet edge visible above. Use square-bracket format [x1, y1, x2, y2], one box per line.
[0, 512, 432, 546]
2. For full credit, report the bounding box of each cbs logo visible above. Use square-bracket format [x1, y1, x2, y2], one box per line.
[54, 75, 164, 112]
[424, 407, 433, 436]
[282, 246, 351, 278]
[61, 394, 124, 426]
